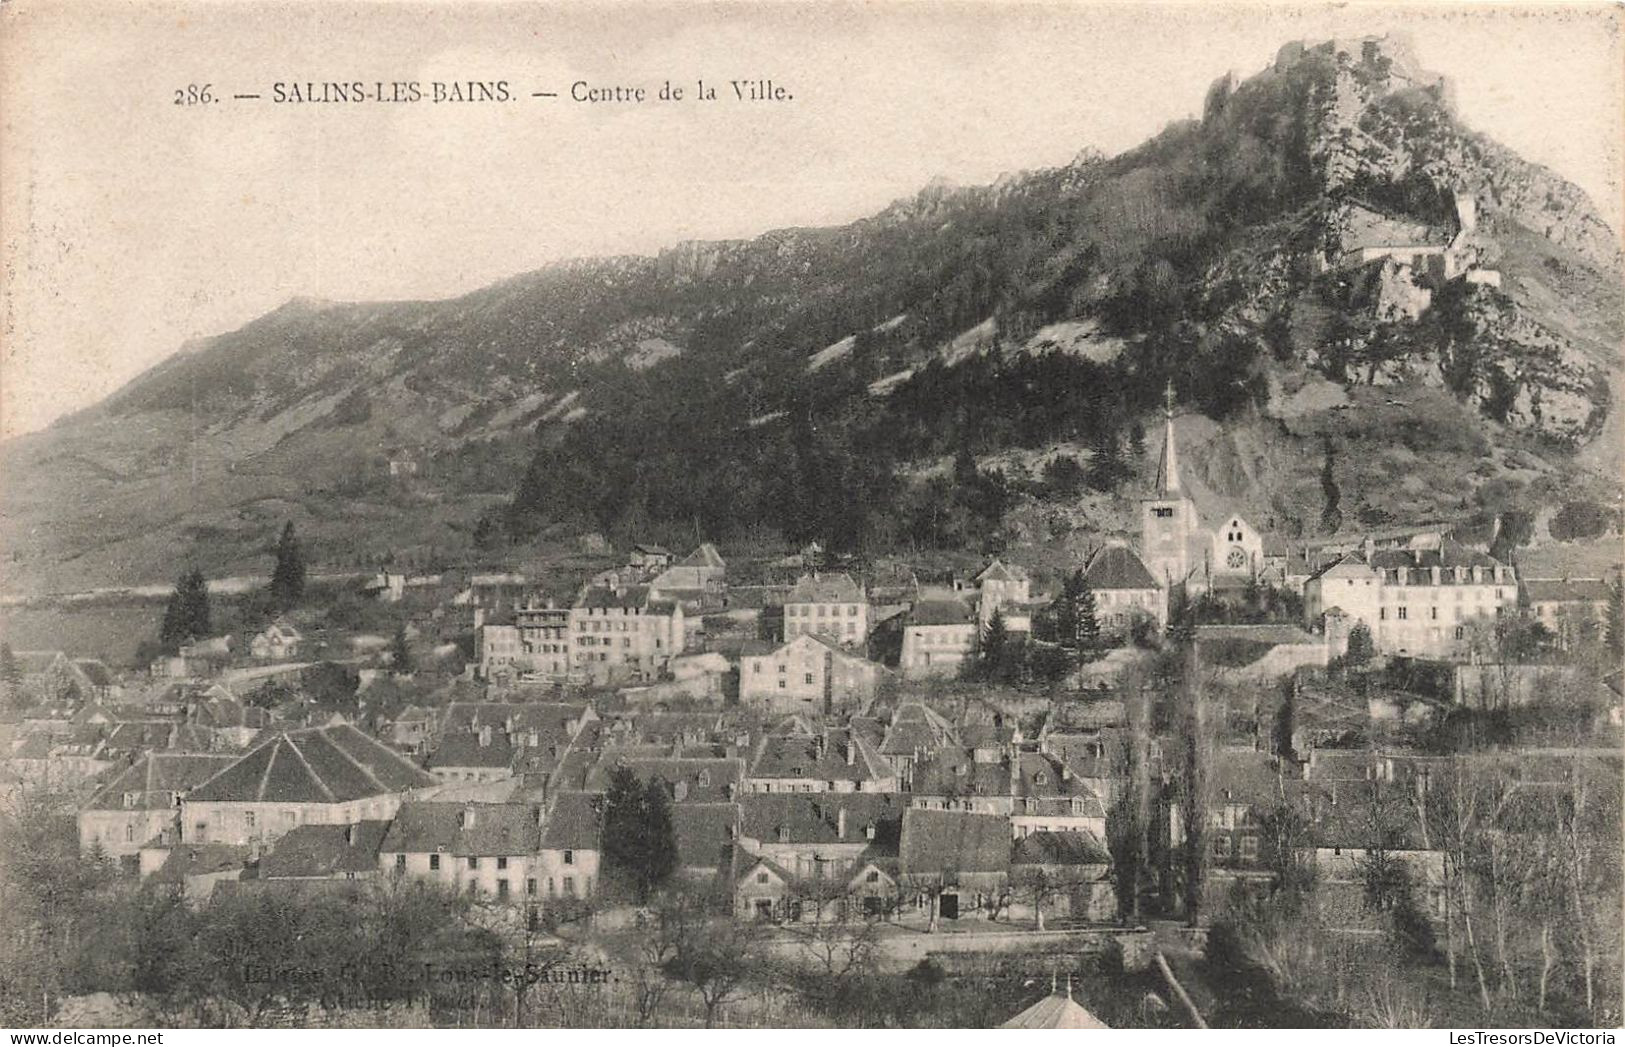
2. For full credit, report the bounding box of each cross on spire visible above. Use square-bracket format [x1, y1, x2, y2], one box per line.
[1163, 379, 1177, 417]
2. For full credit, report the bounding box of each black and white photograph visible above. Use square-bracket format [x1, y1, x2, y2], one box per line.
[0, 0, 1621, 1033]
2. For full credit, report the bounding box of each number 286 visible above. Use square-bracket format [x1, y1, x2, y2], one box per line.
[174, 84, 214, 105]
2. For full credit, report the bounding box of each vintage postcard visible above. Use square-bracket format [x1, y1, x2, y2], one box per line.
[0, 0, 1621, 1033]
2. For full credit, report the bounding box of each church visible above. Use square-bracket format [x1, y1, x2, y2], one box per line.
[1138, 389, 1264, 595]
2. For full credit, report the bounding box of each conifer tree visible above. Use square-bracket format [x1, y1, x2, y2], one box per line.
[389, 623, 412, 675]
[1077, 579, 1100, 650]
[269, 522, 306, 612]
[159, 568, 211, 652]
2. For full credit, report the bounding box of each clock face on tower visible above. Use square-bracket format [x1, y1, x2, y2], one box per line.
[1225, 546, 1247, 570]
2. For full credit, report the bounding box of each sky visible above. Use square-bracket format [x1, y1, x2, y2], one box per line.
[2, 0, 1620, 439]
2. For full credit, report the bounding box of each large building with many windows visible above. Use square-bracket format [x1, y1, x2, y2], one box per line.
[1304, 536, 1517, 659]
[783, 572, 868, 647]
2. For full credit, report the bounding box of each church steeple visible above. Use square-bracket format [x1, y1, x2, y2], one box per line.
[1153, 381, 1181, 494]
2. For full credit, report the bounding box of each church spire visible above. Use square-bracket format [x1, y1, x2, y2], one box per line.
[1154, 380, 1181, 493]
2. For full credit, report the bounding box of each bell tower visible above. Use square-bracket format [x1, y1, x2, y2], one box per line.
[1140, 383, 1197, 587]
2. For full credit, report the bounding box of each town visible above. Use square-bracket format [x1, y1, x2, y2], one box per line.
[2, 401, 1619, 1029]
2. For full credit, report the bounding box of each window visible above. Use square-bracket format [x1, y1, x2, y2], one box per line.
[757, 872, 769, 884]
[430, 853, 441, 871]
[527, 878, 537, 895]
[497, 879, 510, 898]
[395, 853, 407, 871]
[1397, 606, 1408, 621]
[563, 849, 574, 866]
[1454, 626, 1465, 640]
[1239, 836, 1259, 860]
[244, 811, 255, 829]
[126, 824, 136, 843]
[804, 673, 814, 685]
[1153, 507, 1173, 519]
[866, 870, 880, 883]
[1430, 607, 1438, 620]
[497, 856, 508, 870]
[1379, 608, 1387, 620]
[468, 857, 479, 870]
[1211, 837, 1231, 858]
[563, 876, 576, 897]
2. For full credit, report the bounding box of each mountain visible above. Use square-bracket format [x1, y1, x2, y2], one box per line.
[3, 34, 1620, 595]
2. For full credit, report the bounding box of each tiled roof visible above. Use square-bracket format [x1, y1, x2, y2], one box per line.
[671, 802, 740, 871]
[679, 543, 726, 569]
[185, 723, 436, 804]
[151, 843, 252, 883]
[908, 596, 975, 627]
[539, 792, 601, 851]
[879, 702, 957, 756]
[577, 586, 652, 610]
[428, 730, 515, 770]
[1011, 829, 1110, 866]
[260, 821, 389, 878]
[748, 729, 892, 783]
[786, 573, 864, 604]
[740, 792, 905, 851]
[586, 757, 743, 803]
[1083, 544, 1159, 591]
[899, 808, 1011, 876]
[977, 560, 1030, 584]
[380, 801, 542, 855]
[84, 752, 239, 810]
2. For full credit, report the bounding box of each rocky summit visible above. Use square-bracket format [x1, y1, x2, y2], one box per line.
[2, 34, 1619, 593]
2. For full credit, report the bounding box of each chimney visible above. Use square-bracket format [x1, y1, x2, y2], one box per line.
[527, 730, 538, 748]
[1430, 566, 1441, 585]
[845, 741, 856, 766]
[837, 808, 847, 840]
[1362, 536, 1375, 562]
[462, 805, 477, 828]
[479, 725, 492, 747]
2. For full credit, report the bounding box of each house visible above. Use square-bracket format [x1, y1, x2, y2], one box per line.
[179, 723, 438, 847]
[189, 696, 272, 749]
[149, 843, 252, 901]
[1521, 577, 1614, 649]
[78, 753, 239, 866]
[249, 620, 305, 662]
[476, 623, 527, 680]
[650, 543, 728, 607]
[427, 725, 517, 783]
[909, 751, 1109, 839]
[975, 560, 1032, 628]
[628, 544, 674, 571]
[1009, 830, 1116, 923]
[783, 573, 868, 647]
[898, 808, 1011, 920]
[380, 801, 548, 903]
[899, 590, 977, 680]
[671, 802, 741, 882]
[569, 585, 685, 685]
[734, 792, 905, 920]
[260, 821, 389, 881]
[744, 728, 898, 793]
[877, 702, 957, 780]
[513, 603, 573, 681]
[585, 756, 743, 804]
[1082, 542, 1165, 633]
[1304, 535, 1517, 659]
[1140, 391, 1264, 593]
[740, 634, 884, 717]
[536, 792, 601, 901]
[383, 705, 436, 752]
[11, 651, 105, 705]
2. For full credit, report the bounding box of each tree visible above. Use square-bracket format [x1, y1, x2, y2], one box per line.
[158, 567, 211, 652]
[269, 521, 306, 611]
[389, 623, 413, 675]
[598, 767, 679, 902]
[1343, 621, 1374, 665]
[1319, 438, 1342, 535]
[0, 643, 21, 706]
[977, 609, 1008, 681]
[1076, 580, 1100, 650]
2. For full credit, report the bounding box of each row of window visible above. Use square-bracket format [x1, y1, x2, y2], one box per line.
[1213, 835, 1260, 860]
[786, 604, 862, 617]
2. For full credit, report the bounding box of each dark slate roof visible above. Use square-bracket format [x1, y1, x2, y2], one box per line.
[73, 659, 115, 688]
[586, 757, 743, 803]
[786, 573, 863, 604]
[151, 843, 252, 883]
[911, 749, 1010, 798]
[428, 730, 515, 770]
[380, 801, 542, 855]
[747, 729, 892, 783]
[1083, 544, 1159, 591]
[671, 802, 740, 872]
[1212, 749, 1291, 805]
[740, 792, 906, 851]
[909, 595, 975, 627]
[879, 702, 957, 756]
[194, 699, 272, 731]
[1011, 830, 1111, 866]
[539, 792, 601, 851]
[577, 585, 652, 610]
[260, 821, 389, 878]
[185, 723, 436, 804]
[84, 753, 240, 810]
[900, 808, 1011, 876]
